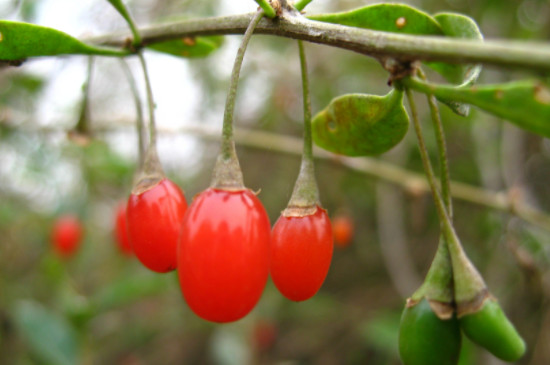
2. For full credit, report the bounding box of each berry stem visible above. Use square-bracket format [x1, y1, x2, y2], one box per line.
[298, 40, 313, 164]
[405, 87, 486, 308]
[418, 69, 453, 219]
[119, 58, 146, 168]
[284, 40, 320, 216]
[131, 51, 165, 194]
[428, 94, 452, 217]
[211, 10, 264, 190]
[137, 52, 158, 151]
[407, 71, 456, 314]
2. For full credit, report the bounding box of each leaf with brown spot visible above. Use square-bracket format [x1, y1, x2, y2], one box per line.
[312, 89, 409, 156]
[147, 35, 224, 58]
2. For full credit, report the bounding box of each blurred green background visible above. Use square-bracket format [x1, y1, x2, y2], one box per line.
[1, 0, 550, 364]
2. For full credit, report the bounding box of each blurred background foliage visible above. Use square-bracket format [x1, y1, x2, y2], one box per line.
[1, 0, 550, 364]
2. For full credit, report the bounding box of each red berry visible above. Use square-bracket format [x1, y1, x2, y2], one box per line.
[178, 188, 271, 323]
[332, 213, 354, 248]
[126, 178, 187, 273]
[270, 206, 333, 302]
[114, 202, 132, 255]
[51, 214, 83, 258]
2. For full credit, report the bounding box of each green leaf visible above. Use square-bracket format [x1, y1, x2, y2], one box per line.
[308, 4, 484, 92]
[430, 13, 484, 116]
[0, 20, 127, 60]
[433, 13, 483, 84]
[147, 35, 224, 58]
[407, 78, 550, 138]
[308, 3, 443, 37]
[312, 89, 409, 156]
[308, 4, 450, 82]
[13, 300, 79, 365]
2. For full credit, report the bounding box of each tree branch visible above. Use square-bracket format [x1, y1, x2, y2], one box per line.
[86, 10, 550, 72]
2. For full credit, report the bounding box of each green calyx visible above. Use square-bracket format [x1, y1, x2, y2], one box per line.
[210, 143, 245, 191]
[399, 298, 461, 365]
[410, 235, 454, 319]
[283, 157, 320, 217]
[460, 297, 526, 362]
[131, 146, 165, 195]
[441, 224, 487, 314]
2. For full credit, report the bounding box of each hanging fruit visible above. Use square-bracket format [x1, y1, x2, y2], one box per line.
[126, 53, 188, 273]
[178, 10, 270, 323]
[270, 41, 333, 302]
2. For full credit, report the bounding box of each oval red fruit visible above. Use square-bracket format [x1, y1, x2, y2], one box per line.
[127, 178, 187, 273]
[270, 206, 333, 301]
[332, 213, 354, 248]
[51, 214, 83, 258]
[114, 202, 132, 255]
[178, 188, 271, 323]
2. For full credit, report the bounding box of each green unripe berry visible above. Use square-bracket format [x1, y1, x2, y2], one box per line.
[460, 297, 526, 362]
[399, 298, 461, 365]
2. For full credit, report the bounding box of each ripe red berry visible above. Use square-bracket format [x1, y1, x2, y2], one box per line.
[126, 178, 187, 273]
[51, 214, 83, 258]
[114, 202, 132, 255]
[270, 206, 333, 302]
[332, 213, 354, 248]
[178, 188, 271, 323]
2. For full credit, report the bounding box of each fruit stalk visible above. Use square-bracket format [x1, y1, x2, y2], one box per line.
[119, 58, 146, 169]
[404, 87, 485, 303]
[408, 76, 456, 316]
[285, 40, 320, 216]
[131, 52, 165, 194]
[419, 68, 453, 218]
[211, 10, 264, 190]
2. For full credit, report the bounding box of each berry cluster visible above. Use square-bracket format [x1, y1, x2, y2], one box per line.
[115, 151, 332, 323]
[104, 11, 334, 324]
